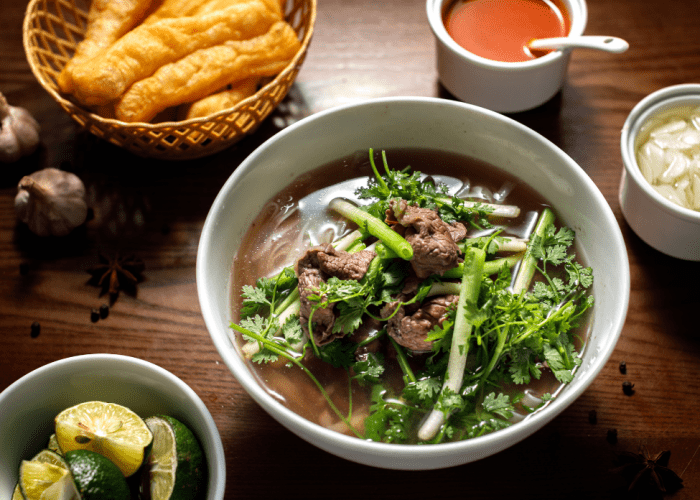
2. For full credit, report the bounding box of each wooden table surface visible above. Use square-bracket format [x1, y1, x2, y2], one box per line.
[2, 0, 700, 498]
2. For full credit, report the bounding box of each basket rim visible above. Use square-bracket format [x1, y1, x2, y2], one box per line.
[22, 0, 317, 130]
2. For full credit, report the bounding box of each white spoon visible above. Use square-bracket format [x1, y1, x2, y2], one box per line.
[528, 35, 629, 53]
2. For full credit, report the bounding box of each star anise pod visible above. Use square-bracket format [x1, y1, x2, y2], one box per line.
[87, 253, 144, 304]
[612, 446, 683, 499]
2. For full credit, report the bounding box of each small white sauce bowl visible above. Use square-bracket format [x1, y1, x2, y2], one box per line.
[0, 354, 225, 500]
[426, 0, 588, 113]
[619, 84, 700, 261]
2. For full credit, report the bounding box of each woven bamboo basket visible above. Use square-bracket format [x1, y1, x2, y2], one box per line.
[23, 0, 316, 160]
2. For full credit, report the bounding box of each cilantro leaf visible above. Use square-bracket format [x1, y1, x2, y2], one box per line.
[351, 352, 385, 385]
[316, 338, 356, 369]
[482, 392, 515, 419]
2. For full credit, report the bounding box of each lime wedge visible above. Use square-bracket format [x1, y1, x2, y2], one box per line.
[12, 483, 24, 500]
[17, 449, 77, 500]
[36, 473, 80, 500]
[18, 460, 77, 500]
[30, 449, 69, 469]
[47, 434, 62, 455]
[55, 401, 153, 477]
[143, 416, 204, 500]
[65, 449, 130, 500]
[143, 417, 177, 500]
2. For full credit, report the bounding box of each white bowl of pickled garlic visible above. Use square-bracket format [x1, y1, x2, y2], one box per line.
[620, 84, 700, 261]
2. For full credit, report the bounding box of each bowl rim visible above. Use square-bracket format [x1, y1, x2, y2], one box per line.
[425, 0, 588, 70]
[0, 353, 226, 499]
[620, 83, 700, 222]
[197, 96, 629, 467]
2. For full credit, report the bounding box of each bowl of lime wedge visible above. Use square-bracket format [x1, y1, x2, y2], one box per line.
[0, 354, 225, 500]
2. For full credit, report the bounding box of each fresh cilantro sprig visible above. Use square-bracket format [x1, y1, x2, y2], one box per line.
[355, 148, 493, 229]
[240, 267, 298, 318]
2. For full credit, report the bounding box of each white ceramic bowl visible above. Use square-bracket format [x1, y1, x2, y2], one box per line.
[197, 96, 629, 470]
[620, 84, 700, 261]
[426, 0, 587, 113]
[0, 354, 225, 499]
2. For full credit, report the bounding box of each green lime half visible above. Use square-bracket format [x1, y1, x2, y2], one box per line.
[143, 416, 205, 500]
[55, 401, 153, 477]
[64, 449, 130, 500]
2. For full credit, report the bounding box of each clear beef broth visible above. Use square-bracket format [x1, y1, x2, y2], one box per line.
[231, 148, 583, 439]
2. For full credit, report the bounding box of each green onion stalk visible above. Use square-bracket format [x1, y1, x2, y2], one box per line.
[418, 247, 486, 441]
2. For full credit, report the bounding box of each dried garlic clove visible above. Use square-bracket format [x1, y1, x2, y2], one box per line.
[14, 168, 88, 237]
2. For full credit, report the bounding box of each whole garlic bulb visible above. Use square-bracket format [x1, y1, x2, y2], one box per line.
[0, 91, 40, 162]
[14, 168, 88, 237]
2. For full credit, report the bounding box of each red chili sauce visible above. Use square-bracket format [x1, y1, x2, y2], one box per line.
[444, 0, 570, 62]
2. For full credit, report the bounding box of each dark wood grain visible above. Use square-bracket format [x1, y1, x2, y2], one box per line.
[2, 0, 700, 498]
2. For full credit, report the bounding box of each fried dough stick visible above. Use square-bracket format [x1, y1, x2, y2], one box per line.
[69, 0, 281, 106]
[179, 77, 259, 119]
[57, 0, 155, 93]
[142, 0, 283, 23]
[197, 0, 283, 17]
[115, 21, 300, 123]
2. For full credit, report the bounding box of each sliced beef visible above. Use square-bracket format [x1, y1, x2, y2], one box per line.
[295, 244, 376, 346]
[387, 199, 462, 278]
[381, 294, 459, 353]
[316, 246, 376, 281]
[296, 266, 336, 345]
[448, 221, 468, 243]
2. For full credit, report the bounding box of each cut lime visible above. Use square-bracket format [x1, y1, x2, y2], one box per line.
[30, 449, 69, 469]
[143, 416, 205, 500]
[17, 449, 78, 500]
[47, 433, 62, 455]
[18, 460, 77, 500]
[11, 483, 24, 500]
[35, 473, 81, 500]
[55, 401, 153, 477]
[65, 449, 130, 500]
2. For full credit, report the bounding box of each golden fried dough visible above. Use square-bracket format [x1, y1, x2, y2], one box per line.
[141, 0, 209, 23]
[69, 0, 281, 106]
[57, 0, 155, 93]
[115, 21, 300, 123]
[196, 0, 283, 17]
[179, 77, 259, 119]
[143, 0, 282, 23]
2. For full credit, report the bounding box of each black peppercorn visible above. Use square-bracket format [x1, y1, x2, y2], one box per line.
[588, 409, 597, 424]
[30, 321, 40, 338]
[622, 381, 635, 396]
[90, 309, 100, 323]
[607, 428, 618, 444]
[619, 361, 627, 374]
[99, 303, 109, 319]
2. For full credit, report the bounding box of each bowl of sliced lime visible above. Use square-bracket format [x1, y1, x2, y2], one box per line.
[0, 354, 225, 500]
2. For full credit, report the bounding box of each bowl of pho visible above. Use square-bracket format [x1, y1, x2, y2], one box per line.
[197, 96, 630, 470]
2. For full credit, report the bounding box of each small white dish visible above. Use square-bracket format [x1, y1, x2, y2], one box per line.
[0, 354, 226, 500]
[620, 83, 700, 261]
[426, 0, 588, 113]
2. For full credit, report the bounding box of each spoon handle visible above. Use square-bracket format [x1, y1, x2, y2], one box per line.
[529, 36, 629, 53]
